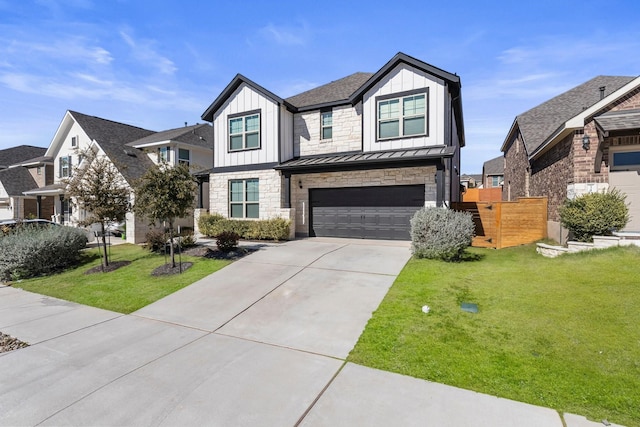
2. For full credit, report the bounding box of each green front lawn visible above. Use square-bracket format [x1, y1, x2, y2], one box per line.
[12, 244, 230, 314]
[348, 245, 640, 427]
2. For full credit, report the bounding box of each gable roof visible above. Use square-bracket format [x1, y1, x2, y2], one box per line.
[0, 166, 38, 196]
[98, 140, 156, 185]
[0, 145, 47, 169]
[482, 156, 504, 176]
[201, 74, 293, 122]
[69, 111, 155, 145]
[508, 76, 635, 155]
[127, 123, 213, 150]
[285, 72, 374, 111]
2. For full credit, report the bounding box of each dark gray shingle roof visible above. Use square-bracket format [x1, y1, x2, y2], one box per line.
[98, 140, 156, 185]
[0, 145, 47, 168]
[69, 111, 155, 145]
[285, 72, 374, 110]
[127, 123, 213, 149]
[0, 167, 38, 196]
[483, 156, 504, 175]
[517, 76, 635, 154]
[594, 108, 640, 132]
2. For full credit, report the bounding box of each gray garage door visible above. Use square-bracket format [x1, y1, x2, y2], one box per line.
[309, 185, 425, 240]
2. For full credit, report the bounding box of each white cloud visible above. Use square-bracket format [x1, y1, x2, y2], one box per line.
[119, 29, 177, 75]
[259, 22, 309, 46]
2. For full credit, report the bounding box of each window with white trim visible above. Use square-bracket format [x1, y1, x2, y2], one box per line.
[610, 146, 640, 171]
[178, 148, 190, 166]
[321, 110, 333, 140]
[71, 136, 78, 147]
[229, 112, 260, 151]
[158, 147, 169, 163]
[59, 155, 72, 177]
[229, 178, 259, 218]
[377, 92, 427, 140]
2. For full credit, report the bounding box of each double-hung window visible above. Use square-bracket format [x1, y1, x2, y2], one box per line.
[59, 155, 72, 177]
[158, 147, 170, 163]
[229, 178, 259, 218]
[178, 148, 190, 166]
[321, 110, 333, 140]
[229, 111, 260, 151]
[377, 91, 427, 140]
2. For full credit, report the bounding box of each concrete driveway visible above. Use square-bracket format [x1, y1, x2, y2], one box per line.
[0, 238, 601, 426]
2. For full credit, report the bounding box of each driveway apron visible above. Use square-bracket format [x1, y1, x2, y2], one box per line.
[0, 239, 568, 426]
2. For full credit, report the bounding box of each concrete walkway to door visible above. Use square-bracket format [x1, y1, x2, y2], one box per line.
[0, 238, 601, 426]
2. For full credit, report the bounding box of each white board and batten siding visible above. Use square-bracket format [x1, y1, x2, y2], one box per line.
[213, 83, 281, 168]
[362, 63, 446, 153]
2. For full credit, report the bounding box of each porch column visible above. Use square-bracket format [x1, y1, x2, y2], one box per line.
[59, 194, 65, 224]
[36, 196, 42, 219]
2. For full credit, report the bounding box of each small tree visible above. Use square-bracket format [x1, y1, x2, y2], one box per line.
[133, 163, 197, 268]
[65, 149, 130, 268]
[559, 190, 629, 242]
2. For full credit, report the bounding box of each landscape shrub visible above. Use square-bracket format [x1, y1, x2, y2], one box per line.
[216, 231, 240, 252]
[559, 190, 629, 242]
[144, 229, 167, 253]
[198, 213, 291, 241]
[197, 213, 225, 237]
[178, 231, 197, 248]
[0, 225, 87, 280]
[410, 207, 474, 261]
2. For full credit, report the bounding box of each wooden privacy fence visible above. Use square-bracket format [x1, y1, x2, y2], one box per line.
[452, 197, 548, 249]
[462, 187, 503, 202]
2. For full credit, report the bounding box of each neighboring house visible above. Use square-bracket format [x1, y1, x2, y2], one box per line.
[0, 145, 48, 220]
[482, 156, 504, 188]
[21, 111, 213, 243]
[501, 75, 640, 241]
[460, 173, 482, 189]
[200, 52, 464, 240]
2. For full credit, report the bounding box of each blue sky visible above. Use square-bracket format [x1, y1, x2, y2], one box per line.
[1, 0, 639, 173]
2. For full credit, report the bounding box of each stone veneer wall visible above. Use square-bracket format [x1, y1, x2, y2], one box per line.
[293, 103, 362, 157]
[290, 166, 437, 235]
[209, 169, 290, 220]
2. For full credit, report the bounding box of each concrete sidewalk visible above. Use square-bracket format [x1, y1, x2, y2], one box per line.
[0, 239, 622, 426]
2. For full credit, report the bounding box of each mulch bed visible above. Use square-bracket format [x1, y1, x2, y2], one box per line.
[85, 261, 131, 275]
[182, 246, 257, 260]
[0, 332, 29, 354]
[151, 262, 194, 276]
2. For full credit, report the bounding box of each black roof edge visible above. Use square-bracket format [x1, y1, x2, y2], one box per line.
[349, 52, 461, 104]
[201, 74, 296, 122]
[295, 99, 353, 113]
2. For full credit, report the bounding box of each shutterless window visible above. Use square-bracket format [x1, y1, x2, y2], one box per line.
[59, 155, 72, 177]
[229, 178, 259, 219]
[611, 148, 640, 171]
[229, 113, 260, 151]
[491, 176, 501, 187]
[178, 148, 190, 165]
[377, 93, 426, 140]
[321, 111, 333, 140]
[158, 147, 169, 163]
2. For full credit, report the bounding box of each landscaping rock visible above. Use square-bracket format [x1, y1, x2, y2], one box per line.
[0, 332, 29, 354]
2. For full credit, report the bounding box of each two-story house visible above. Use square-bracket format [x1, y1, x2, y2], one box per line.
[201, 52, 465, 240]
[0, 145, 49, 221]
[22, 110, 213, 243]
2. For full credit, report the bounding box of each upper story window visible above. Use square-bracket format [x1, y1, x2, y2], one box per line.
[490, 176, 502, 187]
[377, 90, 427, 140]
[229, 110, 260, 151]
[71, 136, 78, 147]
[37, 166, 43, 175]
[610, 145, 640, 171]
[178, 148, 190, 166]
[59, 155, 72, 178]
[321, 110, 333, 140]
[158, 147, 170, 163]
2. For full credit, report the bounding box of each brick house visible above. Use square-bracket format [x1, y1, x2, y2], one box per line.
[200, 52, 465, 240]
[0, 145, 49, 221]
[481, 156, 504, 189]
[501, 75, 640, 241]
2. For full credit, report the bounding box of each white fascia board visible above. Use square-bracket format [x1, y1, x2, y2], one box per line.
[129, 140, 172, 149]
[530, 76, 640, 160]
[566, 76, 640, 129]
[44, 111, 74, 158]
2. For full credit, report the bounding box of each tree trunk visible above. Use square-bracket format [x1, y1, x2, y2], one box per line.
[100, 222, 109, 267]
[168, 220, 176, 268]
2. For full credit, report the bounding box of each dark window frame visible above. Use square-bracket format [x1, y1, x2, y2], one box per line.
[228, 109, 262, 153]
[375, 88, 429, 142]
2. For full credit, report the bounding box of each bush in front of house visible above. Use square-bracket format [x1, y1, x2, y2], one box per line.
[144, 229, 167, 253]
[0, 225, 87, 281]
[559, 190, 629, 242]
[198, 213, 291, 241]
[410, 206, 475, 261]
[216, 231, 240, 252]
